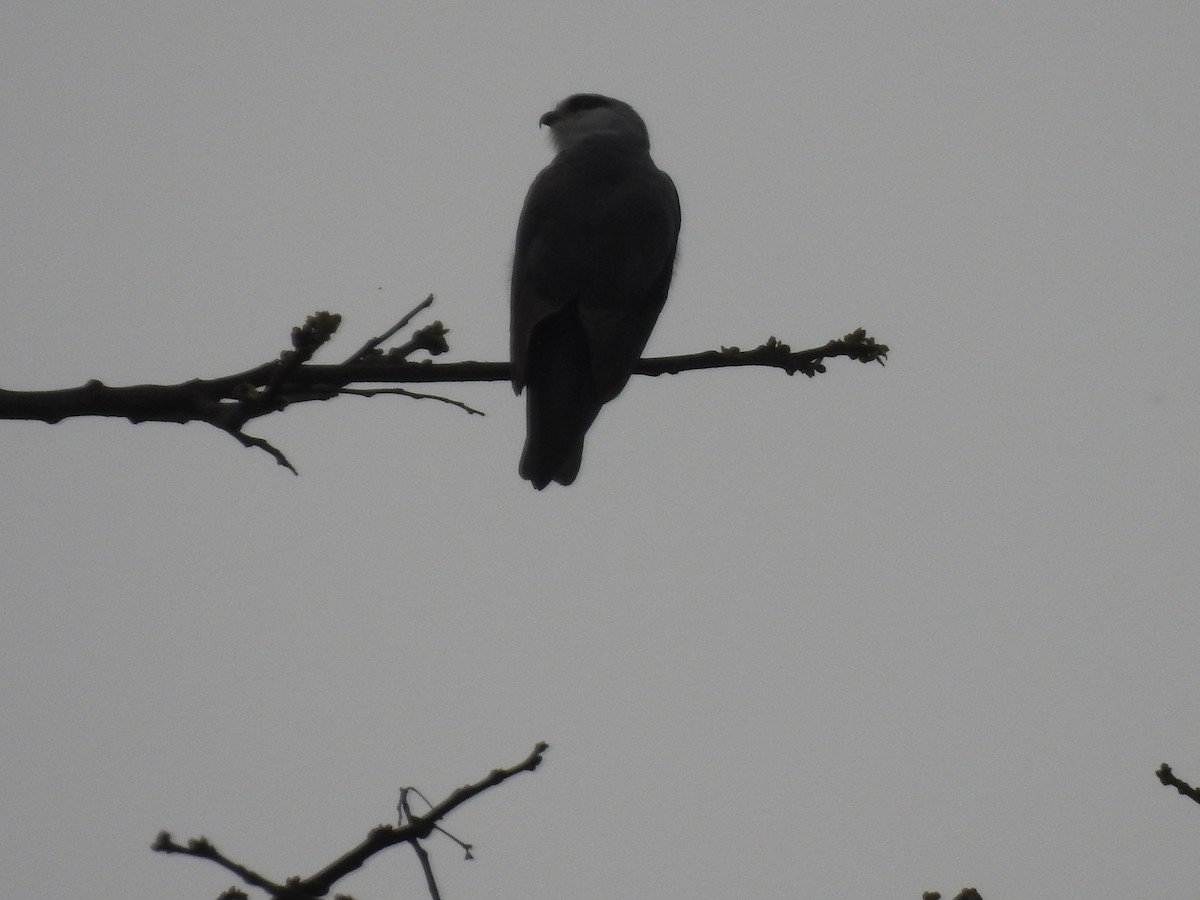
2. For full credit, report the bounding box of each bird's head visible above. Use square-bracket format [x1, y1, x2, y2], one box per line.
[539, 94, 651, 152]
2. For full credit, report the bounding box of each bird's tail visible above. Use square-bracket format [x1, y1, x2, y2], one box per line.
[519, 308, 602, 489]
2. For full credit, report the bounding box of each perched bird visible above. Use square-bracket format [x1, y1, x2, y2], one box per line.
[511, 94, 681, 489]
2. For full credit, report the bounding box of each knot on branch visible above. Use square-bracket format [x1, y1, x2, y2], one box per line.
[837, 327, 888, 365]
[389, 321, 449, 359]
[287, 312, 343, 361]
[1157, 762, 1200, 804]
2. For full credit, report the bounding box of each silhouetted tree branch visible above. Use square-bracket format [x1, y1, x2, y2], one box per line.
[153, 741, 548, 900]
[1157, 762, 1200, 805]
[0, 296, 889, 472]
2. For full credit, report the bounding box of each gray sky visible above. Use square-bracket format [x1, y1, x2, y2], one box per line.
[3, 3, 1199, 898]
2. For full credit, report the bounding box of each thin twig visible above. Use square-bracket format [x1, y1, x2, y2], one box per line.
[339, 386, 485, 416]
[153, 834, 287, 896]
[399, 788, 444, 900]
[399, 787, 475, 858]
[220, 426, 299, 474]
[411, 839, 442, 900]
[345, 294, 435, 363]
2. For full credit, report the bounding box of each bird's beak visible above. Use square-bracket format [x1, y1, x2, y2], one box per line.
[539, 110, 560, 128]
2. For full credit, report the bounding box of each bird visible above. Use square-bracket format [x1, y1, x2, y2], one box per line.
[510, 94, 681, 489]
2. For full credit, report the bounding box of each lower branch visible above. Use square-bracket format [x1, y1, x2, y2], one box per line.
[154, 742, 549, 900]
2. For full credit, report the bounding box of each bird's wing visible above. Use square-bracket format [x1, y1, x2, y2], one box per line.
[575, 163, 680, 402]
[510, 157, 587, 394]
[510, 142, 680, 399]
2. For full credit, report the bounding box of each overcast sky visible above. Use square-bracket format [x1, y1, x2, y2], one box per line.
[3, 3, 1199, 899]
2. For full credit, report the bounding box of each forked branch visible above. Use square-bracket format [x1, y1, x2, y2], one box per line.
[153, 742, 549, 900]
[0, 296, 889, 472]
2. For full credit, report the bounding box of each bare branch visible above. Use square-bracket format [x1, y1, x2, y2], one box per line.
[219, 425, 299, 474]
[400, 788, 444, 900]
[338, 387, 485, 417]
[153, 742, 549, 900]
[0, 301, 888, 471]
[300, 741, 548, 896]
[1156, 763, 1200, 805]
[153, 833, 287, 897]
[411, 839, 442, 900]
[641, 329, 888, 378]
[344, 294, 435, 363]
